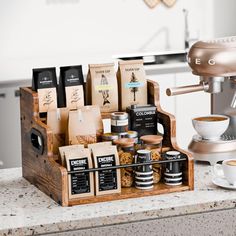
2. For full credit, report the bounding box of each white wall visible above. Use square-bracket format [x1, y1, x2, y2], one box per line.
[0, 0, 214, 80]
[213, 0, 236, 37]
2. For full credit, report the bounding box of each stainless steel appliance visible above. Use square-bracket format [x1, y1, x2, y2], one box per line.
[166, 36, 236, 165]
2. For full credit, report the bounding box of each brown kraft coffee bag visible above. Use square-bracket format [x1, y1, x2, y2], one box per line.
[86, 63, 118, 113]
[68, 109, 97, 146]
[117, 60, 147, 111]
[47, 108, 69, 155]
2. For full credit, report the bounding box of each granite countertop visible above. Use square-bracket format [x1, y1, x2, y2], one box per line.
[1, 163, 236, 235]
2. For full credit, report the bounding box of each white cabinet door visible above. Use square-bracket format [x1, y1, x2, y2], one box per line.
[175, 72, 211, 150]
[148, 73, 176, 116]
[0, 86, 22, 168]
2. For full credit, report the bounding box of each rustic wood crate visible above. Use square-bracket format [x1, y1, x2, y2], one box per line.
[20, 80, 194, 206]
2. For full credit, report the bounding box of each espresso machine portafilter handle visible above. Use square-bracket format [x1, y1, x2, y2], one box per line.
[166, 36, 236, 97]
[166, 83, 208, 96]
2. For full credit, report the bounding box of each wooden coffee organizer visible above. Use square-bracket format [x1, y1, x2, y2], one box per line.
[20, 80, 194, 207]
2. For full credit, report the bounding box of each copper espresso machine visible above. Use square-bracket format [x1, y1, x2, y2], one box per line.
[166, 36, 236, 165]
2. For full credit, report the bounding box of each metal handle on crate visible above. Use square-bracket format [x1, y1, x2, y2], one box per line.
[30, 128, 44, 155]
[67, 157, 187, 174]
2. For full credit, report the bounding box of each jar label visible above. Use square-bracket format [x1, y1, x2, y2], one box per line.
[111, 119, 128, 126]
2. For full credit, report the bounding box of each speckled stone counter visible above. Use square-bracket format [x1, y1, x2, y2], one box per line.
[1, 163, 236, 236]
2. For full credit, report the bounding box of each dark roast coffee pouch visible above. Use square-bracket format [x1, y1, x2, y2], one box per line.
[86, 63, 118, 113]
[117, 60, 147, 111]
[65, 148, 94, 199]
[32, 67, 58, 113]
[58, 65, 85, 109]
[92, 145, 121, 195]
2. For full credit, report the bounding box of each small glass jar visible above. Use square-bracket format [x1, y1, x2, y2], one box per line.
[125, 130, 138, 144]
[140, 135, 163, 184]
[102, 133, 119, 143]
[113, 138, 135, 188]
[111, 112, 129, 133]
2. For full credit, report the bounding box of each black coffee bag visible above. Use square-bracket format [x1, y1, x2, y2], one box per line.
[58, 65, 85, 109]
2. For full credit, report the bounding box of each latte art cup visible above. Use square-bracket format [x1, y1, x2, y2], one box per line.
[214, 159, 236, 186]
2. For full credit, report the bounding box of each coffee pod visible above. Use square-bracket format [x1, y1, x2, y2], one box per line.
[135, 180, 153, 185]
[164, 172, 182, 177]
[135, 150, 152, 173]
[164, 179, 182, 186]
[164, 151, 182, 174]
[135, 171, 153, 177]
[135, 178, 154, 183]
[163, 151, 183, 186]
[135, 181, 154, 189]
[135, 185, 154, 190]
[164, 177, 182, 182]
[135, 175, 153, 181]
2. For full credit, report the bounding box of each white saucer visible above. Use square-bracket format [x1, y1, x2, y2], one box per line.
[212, 177, 236, 190]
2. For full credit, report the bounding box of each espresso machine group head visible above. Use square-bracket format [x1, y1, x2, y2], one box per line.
[166, 36, 236, 165]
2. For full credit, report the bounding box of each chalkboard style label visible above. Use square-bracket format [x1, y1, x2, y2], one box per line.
[92, 146, 121, 195]
[32, 67, 58, 113]
[70, 158, 90, 194]
[66, 148, 94, 199]
[97, 154, 118, 191]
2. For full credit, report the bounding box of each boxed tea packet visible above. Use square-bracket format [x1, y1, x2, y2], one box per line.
[32, 67, 58, 113]
[65, 148, 94, 199]
[92, 145, 121, 195]
[86, 63, 118, 113]
[68, 109, 97, 146]
[117, 60, 147, 111]
[47, 108, 69, 155]
[59, 144, 84, 167]
[58, 65, 85, 109]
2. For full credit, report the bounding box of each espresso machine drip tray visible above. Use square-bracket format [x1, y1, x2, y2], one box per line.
[188, 135, 236, 165]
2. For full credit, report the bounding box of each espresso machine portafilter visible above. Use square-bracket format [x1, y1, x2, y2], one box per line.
[166, 36, 236, 165]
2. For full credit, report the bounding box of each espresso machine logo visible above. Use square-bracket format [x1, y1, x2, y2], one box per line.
[187, 56, 216, 66]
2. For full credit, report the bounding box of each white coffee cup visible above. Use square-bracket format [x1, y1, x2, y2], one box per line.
[192, 114, 229, 140]
[214, 159, 236, 186]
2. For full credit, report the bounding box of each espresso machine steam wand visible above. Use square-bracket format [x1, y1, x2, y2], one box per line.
[166, 36, 236, 165]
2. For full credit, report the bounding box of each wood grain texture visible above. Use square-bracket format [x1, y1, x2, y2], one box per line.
[20, 87, 69, 206]
[20, 80, 194, 207]
[147, 80, 194, 190]
[69, 183, 189, 206]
